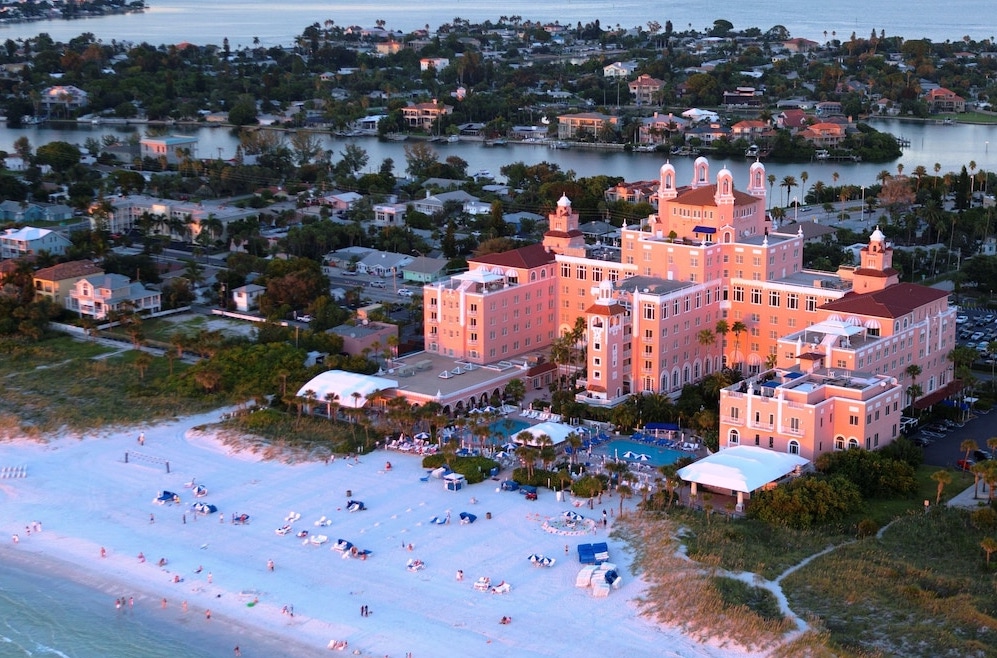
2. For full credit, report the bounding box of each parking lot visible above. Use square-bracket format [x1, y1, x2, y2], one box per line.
[955, 306, 997, 359]
[907, 407, 994, 469]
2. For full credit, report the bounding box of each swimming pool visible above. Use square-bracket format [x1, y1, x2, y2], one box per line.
[488, 418, 531, 439]
[595, 439, 685, 468]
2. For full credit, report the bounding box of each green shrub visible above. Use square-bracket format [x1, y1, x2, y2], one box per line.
[748, 475, 863, 529]
[510, 467, 560, 489]
[970, 507, 997, 531]
[856, 517, 880, 538]
[570, 474, 609, 498]
[418, 454, 497, 484]
[710, 576, 785, 622]
[815, 448, 918, 498]
[421, 454, 447, 469]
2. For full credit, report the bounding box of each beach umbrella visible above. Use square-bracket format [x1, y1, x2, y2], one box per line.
[493, 451, 510, 459]
[414, 432, 430, 440]
[638, 454, 651, 461]
[540, 556, 555, 567]
[527, 553, 543, 563]
[622, 451, 638, 459]
[502, 442, 518, 451]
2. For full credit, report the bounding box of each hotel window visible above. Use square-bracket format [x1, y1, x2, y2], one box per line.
[805, 296, 817, 312]
[593, 357, 601, 366]
[735, 255, 744, 264]
[592, 270, 603, 282]
[787, 294, 799, 310]
[576, 265, 587, 280]
[769, 291, 780, 306]
[790, 417, 800, 432]
[750, 289, 761, 304]
[643, 304, 656, 320]
[733, 286, 744, 302]
[849, 415, 859, 425]
[592, 371, 601, 380]
[561, 263, 570, 278]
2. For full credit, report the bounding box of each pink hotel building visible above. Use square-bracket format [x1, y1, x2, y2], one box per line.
[422, 157, 957, 459]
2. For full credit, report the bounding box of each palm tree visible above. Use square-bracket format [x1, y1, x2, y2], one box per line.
[961, 439, 978, 465]
[800, 171, 809, 200]
[324, 392, 340, 421]
[981, 537, 997, 566]
[989, 437, 997, 457]
[730, 321, 747, 369]
[766, 173, 776, 210]
[134, 351, 153, 381]
[715, 320, 729, 365]
[697, 329, 715, 350]
[780, 175, 797, 207]
[617, 481, 634, 517]
[905, 364, 922, 411]
[931, 469, 953, 505]
[971, 462, 987, 499]
[565, 432, 583, 467]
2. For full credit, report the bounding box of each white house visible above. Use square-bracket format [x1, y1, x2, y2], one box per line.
[140, 136, 199, 165]
[603, 61, 638, 78]
[68, 273, 162, 320]
[232, 283, 266, 312]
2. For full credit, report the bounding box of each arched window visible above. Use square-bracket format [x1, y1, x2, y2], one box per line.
[788, 440, 800, 455]
[724, 231, 732, 243]
[540, 269, 547, 279]
[848, 438, 860, 450]
[834, 436, 845, 451]
[728, 429, 739, 445]
[530, 271, 537, 281]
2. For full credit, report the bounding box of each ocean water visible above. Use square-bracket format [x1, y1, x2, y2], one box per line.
[0, 553, 316, 658]
[0, 0, 990, 46]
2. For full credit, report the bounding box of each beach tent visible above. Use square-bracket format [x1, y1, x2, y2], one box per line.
[500, 480, 519, 491]
[294, 370, 399, 410]
[153, 491, 180, 505]
[192, 502, 217, 515]
[459, 512, 477, 524]
[444, 473, 466, 491]
[347, 500, 366, 512]
[676, 445, 809, 510]
[513, 421, 577, 447]
[193, 484, 208, 498]
[333, 539, 353, 553]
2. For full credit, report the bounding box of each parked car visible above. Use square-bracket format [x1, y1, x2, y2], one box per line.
[296, 314, 312, 323]
[985, 314, 995, 322]
[956, 315, 969, 324]
[957, 458, 975, 471]
[370, 281, 386, 288]
[910, 435, 932, 447]
[973, 449, 992, 462]
[398, 288, 413, 297]
[971, 332, 984, 341]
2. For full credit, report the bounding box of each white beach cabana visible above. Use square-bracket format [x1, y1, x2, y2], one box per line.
[512, 421, 578, 447]
[295, 370, 399, 409]
[676, 445, 809, 511]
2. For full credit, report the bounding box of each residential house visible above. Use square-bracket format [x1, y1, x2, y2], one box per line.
[401, 100, 452, 131]
[402, 257, 450, 284]
[357, 250, 413, 276]
[40, 85, 88, 114]
[68, 273, 162, 319]
[730, 119, 770, 141]
[33, 260, 104, 308]
[602, 61, 638, 78]
[799, 122, 846, 147]
[0, 201, 73, 223]
[556, 112, 619, 140]
[637, 112, 688, 145]
[140, 136, 199, 165]
[323, 191, 363, 214]
[1, 226, 71, 260]
[604, 180, 659, 205]
[628, 74, 664, 105]
[815, 101, 843, 117]
[410, 190, 478, 216]
[232, 283, 266, 312]
[420, 57, 449, 72]
[776, 109, 809, 131]
[373, 202, 408, 228]
[925, 87, 966, 113]
[723, 87, 764, 109]
[685, 122, 730, 144]
[781, 38, 820, 54]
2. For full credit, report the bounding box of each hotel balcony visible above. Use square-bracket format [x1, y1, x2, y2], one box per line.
[721, 415, 744, 426]
[575, 390, 631, 408]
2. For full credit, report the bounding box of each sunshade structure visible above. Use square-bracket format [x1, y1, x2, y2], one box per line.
[295, 370, 399, 409]
[676, 445, 809, 509]
[512, 421, 578, 447]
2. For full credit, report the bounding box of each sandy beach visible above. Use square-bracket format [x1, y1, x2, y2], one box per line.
[0, 409, 761, 657]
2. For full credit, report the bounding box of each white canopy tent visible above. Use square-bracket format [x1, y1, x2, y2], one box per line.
[676, 445, 809, 509]
[295, 370, 399, 408]
[512, 421, 579, 447]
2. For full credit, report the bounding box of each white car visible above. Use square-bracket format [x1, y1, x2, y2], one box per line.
[296, 314, 313, 323]
[398, 288, 413, 297]
[956, 315, 968, 324]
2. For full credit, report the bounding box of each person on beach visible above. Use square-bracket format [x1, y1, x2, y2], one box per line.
[205, 609, 211, 621]
[500, 616, 512, 624]
[137, 552, 145, 562]
[129, 597, 134, 608]
[161, 598, 167, 609]
[115, 598, 121, 610]
[234, 647, 241, 657]
[150, 513, 155, 524]
[182, 600, 188, 612]
[138, 432, 144, 446]
[208, 572, 213, 584]
[183, 514, 186, 524]
[12, 534, 18, 543]
[220, 513, 224, 524]
[195, 565, 203, 574]
[267, 558, 274, 572]
[456, 569, 463, 581]
[100, 547, 106, 558]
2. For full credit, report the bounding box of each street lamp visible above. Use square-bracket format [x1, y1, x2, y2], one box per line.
[860, 186, 866, 224]
[793, 196, 798, 224]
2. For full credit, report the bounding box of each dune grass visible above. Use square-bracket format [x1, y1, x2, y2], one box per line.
[0, 345, 222, 437]
[210, 408, 364, 462]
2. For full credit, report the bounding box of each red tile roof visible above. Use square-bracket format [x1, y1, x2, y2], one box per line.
[821, 283, 948, 318]
[33, 260, 104, 281]
[470, 243, 555, 270]
[675, 185, 758, 207]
